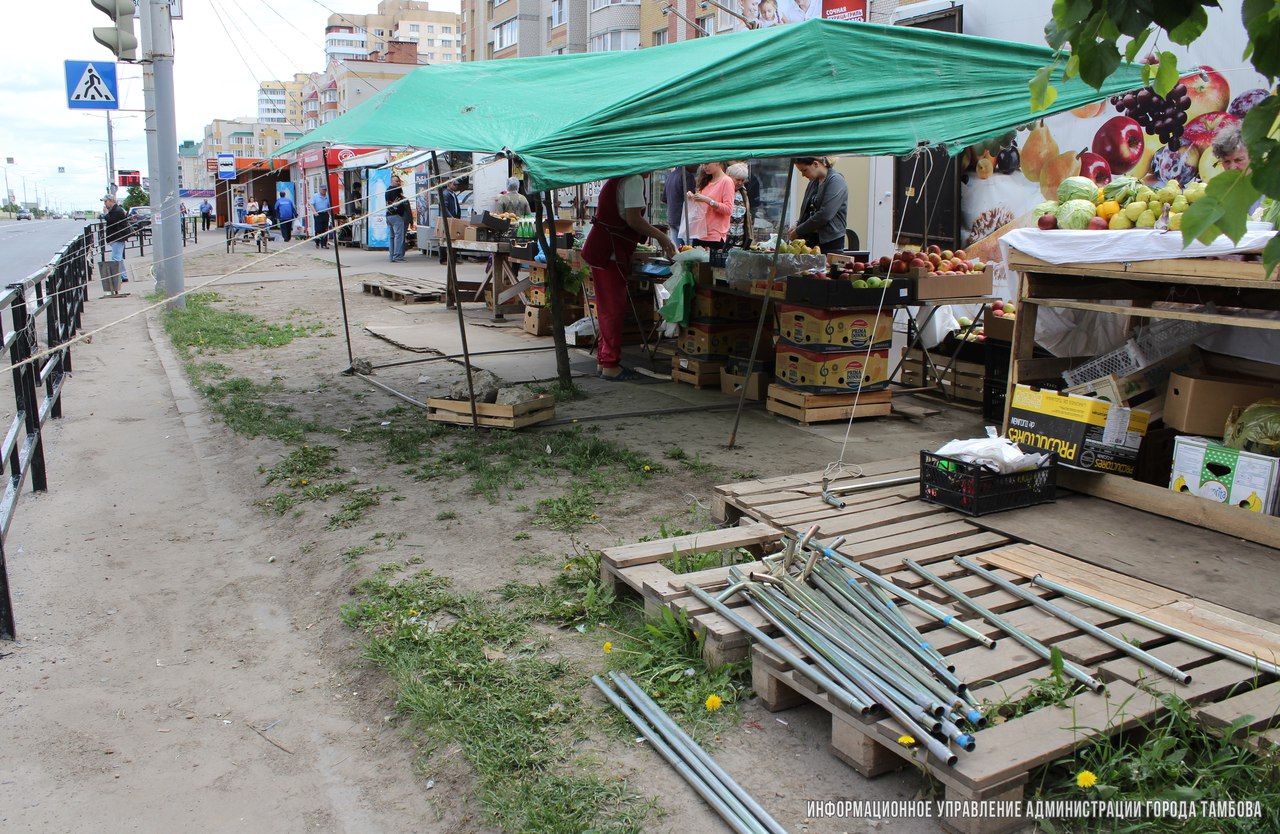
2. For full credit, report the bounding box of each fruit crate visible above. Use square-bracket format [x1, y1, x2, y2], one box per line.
[919, 450, 1056, 516]
[1062, 318, 1214, 387]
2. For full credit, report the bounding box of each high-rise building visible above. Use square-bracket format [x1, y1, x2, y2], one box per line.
[325, 0, 462, 65]
[301, 43, 422, 130]
[258, 73, 315, 130]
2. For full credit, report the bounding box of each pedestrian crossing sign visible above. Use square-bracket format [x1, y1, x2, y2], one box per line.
[65, 60, 118, 110]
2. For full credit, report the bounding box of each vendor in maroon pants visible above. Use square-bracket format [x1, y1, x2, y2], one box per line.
[581, 173, 675, 380]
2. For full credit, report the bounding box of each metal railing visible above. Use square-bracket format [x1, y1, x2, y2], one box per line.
[0, 224, 92, 638]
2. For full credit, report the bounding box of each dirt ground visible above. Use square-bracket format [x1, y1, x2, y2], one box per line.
[1, 236, 999, 833]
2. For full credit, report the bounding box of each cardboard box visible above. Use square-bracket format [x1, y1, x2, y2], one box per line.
[691, 287, 760, 322]
[678, 322, 756, 359]
[774, 345, 890, 394]
[777, 304, 893, 352]
[523, 304, 553, 337]
[436, 218, 469, 240]
[982, 308, 1016, 343]
[720, 370, 767, 401]
[1169, 436, 1280, 514]
[463, 225, 480, 241]
[1006, 384, 1150, 476]
[909, 264, 994, 301]
[1164, 372, 1280, 436]
[784, 276, 911, 308]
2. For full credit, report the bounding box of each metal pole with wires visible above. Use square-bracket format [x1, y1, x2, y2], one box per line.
[321, 149, 356, 373]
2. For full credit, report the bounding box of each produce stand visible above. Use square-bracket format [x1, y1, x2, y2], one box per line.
[225, 222, 275, 254]
[441, 239, 511, 317]
[1003, 242, 1280, 548]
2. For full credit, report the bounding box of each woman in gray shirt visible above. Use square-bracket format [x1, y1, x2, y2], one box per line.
[789, 157, 848, 254]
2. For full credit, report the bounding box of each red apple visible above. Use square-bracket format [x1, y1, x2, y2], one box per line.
[1180, 67, 1231, 121]
[1184, 112, 1241, 151]
[941, 250, 954, 260]
[1038, 213, 1059, 230]
[890, 260, 908, 274]
[992, 308, 1005, 317]
[928, 244, 942, 256]
[992, 299, 1005, 310]
[853, 261, 866, 272]
[1088, 216, 1109, 230]
[928, 252, 942, 267]
[1078, 151, 1112, 185]
[877, 256, 891, 270]
[1092, 116, 1145, 173]
[954, 249, 967, 260]
[911, 257, 929, 269]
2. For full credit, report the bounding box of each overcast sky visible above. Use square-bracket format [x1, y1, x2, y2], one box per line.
[1, 0, 458, 211]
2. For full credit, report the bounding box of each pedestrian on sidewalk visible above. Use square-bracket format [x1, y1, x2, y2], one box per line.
[274, 190, 296, 242]
[102, 195, 131, 283]
[438, 179, 461, 264]
[494, 178, 530, 216]
[581, 173, 675, 380]
[310, 186, 331, 249]
[199, 197, 212, 230]
[234, 193, 246, 223]
[385, 175, 409, 262]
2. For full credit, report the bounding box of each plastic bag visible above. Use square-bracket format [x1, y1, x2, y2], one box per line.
[659, 268, 696, 326]
[1223, 398, 1280, 457]
[726, 249, 827, 283]
[934, 427, 1050, 474]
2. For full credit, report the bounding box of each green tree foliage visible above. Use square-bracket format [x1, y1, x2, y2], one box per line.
[1032, 1, 1280, 277]
[122, 184, 150, 209]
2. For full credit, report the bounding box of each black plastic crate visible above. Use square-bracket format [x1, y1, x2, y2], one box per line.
[982, 378, 1008, 424]
[919, 450, 1056, 516]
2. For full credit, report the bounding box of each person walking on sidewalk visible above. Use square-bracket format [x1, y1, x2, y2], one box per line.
[102, 195, 131, 283]
[581, 174, 675, 380]
[310, 186, 331, 249]
[274, 190, 296, 243]
[199, 198, 213, 231]
[438, 179, 461, 264]
[385, 175, 409, 262]
[234, 193, 246, 223]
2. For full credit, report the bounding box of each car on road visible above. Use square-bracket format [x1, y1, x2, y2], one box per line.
[127, 206, 153, 230]
[16, 209, 32, 221]
[72, 212, 87, 221]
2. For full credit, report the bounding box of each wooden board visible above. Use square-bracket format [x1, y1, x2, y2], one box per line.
[1007, 250, 1274, 285]
[425, 394, 555, 429]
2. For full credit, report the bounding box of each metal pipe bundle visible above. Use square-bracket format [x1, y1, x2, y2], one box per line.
[592, 673, 787, 834]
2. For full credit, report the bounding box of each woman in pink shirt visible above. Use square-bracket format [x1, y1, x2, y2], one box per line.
[684, 161, 736, 248]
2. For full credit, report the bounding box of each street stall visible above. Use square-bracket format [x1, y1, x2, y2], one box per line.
[261, 20, 1280, 833]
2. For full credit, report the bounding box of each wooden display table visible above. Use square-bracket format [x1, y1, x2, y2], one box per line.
[1004, 247, 1280, 547]
[443, 239, 515, 319]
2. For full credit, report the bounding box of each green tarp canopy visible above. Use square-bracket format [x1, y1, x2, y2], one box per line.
[276, 19, 1145, 191]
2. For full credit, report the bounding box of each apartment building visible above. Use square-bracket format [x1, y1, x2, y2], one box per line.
[300, 43, 422, 130]
[325, 0, 462, 65]
[258, 72, 315, 131]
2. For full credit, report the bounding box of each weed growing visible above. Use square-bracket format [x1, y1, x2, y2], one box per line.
[326, 488, 386, 529]
[163, 292, 321, 356]
[343, 570, 652, 834]
[532, 483, 599, 532]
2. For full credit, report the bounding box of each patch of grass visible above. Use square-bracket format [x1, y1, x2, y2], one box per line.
[661, 546, 754, 575]
[1027, 690, 1280, 833]
[343, 570, 653, 834]
[983, 647, 1085, 721]
[341, 408, 449, 464]
[326, 488, 385, 529]
[731, 469, 758, 481]
[341, 544, 371, 563]
[265, 492, 297, 515]
[531, 379, 588, 402]
[513, 531, 531, 541]
[531, 483, 598, 532]
[436, 510, 458, 521]
[502, 549, 618, 627]
[162, 292, 321, 356]
[264, 444, 341, 485]
[197, 376, 319, 442]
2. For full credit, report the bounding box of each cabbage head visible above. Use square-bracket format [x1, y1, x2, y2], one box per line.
[1058, 176, 1100, 204]
[1055, 199, 1097, 230]
[1032, 201, 1059, 218]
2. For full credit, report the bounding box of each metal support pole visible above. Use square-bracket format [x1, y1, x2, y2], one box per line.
[727, 160, 795, 449]
[431, 152, 479, 428]
[147, 0, 184, 308]
[322, 150, 355, 373]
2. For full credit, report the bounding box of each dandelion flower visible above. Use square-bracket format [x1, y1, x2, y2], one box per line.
[300, 479, 309, 486]
[408, 609, 418, 616]
[603, 641, 613, 654]
[897, 735, 916, 746]
[1076, 770, 1097, 789]
[705, 694, 723, 712]
[643, 465, 651, 472]
[563, 563, 572, 570]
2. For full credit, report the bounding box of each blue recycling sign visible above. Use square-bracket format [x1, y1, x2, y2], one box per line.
[65, 60, 118, 110]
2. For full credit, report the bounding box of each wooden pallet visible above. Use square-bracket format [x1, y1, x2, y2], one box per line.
[901, 350, 984, 403]
[361, 276, 447, 303]
[670, 354, 723, 389]
[751, 543, 1280, 834]
[425, 394, 555, 429]
[765, 384, 893, 425]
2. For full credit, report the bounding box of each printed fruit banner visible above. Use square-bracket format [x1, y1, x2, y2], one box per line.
[957, 0, 1269, 299]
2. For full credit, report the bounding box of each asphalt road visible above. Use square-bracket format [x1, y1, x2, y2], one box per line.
[0, 219, 94, 285]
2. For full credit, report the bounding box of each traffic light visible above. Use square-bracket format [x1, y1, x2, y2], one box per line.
[91, 0, 138, 62]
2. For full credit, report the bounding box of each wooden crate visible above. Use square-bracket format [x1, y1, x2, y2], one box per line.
[425, 394, 555, 429]
[523, 304, 553, 337]
[671, 354, 723, 389]
[900, 348, 984, 403]
[766, 383, 892, 425]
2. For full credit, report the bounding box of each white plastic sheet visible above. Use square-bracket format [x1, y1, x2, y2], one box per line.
[935, 427, 1050, 474]
[1000, 228, 1275, 265]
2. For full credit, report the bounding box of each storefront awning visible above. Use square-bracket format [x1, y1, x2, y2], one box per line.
[274, 18, 1146, 191]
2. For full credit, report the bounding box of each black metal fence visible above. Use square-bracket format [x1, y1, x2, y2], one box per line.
[0, 225, 92, 638]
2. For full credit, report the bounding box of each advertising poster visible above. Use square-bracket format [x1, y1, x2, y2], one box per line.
[367, 168, 391, 249]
